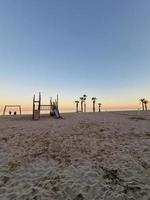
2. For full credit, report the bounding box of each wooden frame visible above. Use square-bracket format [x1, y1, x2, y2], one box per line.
[32, 92, 59, 120]
[3, 105, 22, 115]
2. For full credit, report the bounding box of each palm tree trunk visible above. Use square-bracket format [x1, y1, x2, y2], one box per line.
[93, 102, 95, 112]
[145, 103, 147, 111]
[99, 106, 101, 112]
[76, 103, 78, 112]
[84, 102, 86, 112]
[81, 102, 83, 112]
[142, 102, 144, 111]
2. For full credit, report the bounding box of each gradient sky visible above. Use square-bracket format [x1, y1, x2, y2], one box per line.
[0, 0, 150, 112]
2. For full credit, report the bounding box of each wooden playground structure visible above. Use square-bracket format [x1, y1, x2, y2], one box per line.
[3, 105, 22, 115]
[32, 92, 60, 120]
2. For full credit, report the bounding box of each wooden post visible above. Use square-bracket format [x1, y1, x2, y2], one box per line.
[39, 92, 41, 119]
[32, 93, 41, 120]
[3, 106, 6, 115]
[32, 94, 35, 119]
[57, 94, 58, 108]
[19, 105, 22, 115]
[39, 92, 41, 111]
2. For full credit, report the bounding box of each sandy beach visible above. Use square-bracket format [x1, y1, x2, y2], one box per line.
[0, 111, 150, 200]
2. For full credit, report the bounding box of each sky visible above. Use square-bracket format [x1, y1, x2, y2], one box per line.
[0, 0, 150, 112]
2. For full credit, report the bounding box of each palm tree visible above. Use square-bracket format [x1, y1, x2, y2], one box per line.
[80, 97, 84, 112]
[139, 98, 145, 111]
[83, 94, 87, 112]
[92, 97, 97, 112]
[98, 103, 102, 112]
[75, 100, 79, 112]
[143, 99, 148, 111]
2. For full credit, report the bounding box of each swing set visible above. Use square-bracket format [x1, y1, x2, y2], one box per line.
[3, 105, 22, 115]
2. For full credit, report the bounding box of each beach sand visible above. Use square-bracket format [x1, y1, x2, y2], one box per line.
[0, 111, 150, 200]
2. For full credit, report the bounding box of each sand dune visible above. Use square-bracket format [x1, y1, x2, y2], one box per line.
[0, 111, 150, 200]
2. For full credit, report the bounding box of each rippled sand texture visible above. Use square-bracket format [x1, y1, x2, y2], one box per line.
[0, 111, 150, 200]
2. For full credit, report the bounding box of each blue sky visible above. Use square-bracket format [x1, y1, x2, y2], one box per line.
[0, 0, 150, 111]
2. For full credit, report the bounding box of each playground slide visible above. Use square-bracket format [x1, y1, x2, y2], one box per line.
[53, 108, 61, 118]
